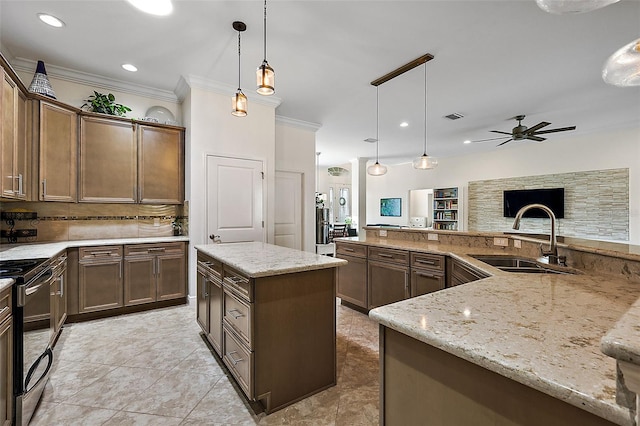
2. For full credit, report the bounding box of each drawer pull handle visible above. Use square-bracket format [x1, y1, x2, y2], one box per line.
[228, 309, 245, 320]
[227, 350, 244, 365]
[416, 260, 436, 265]
[343, 248, 355, 252]
[0, 306, 9, 317]
[378, 253, 394, 258]
[416, 272, 436, 278]
[148, 248, 166, 252]
[227, 276, 246, 284]
[90, 251, 114, 256]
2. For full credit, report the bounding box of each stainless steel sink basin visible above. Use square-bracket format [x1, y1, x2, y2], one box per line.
[468, 255, 575, 275]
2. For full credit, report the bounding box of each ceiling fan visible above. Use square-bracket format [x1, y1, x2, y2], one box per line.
[471, 115, 576, 146]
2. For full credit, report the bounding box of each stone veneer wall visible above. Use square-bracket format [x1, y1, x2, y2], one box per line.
[467, 168, 629, 241]
[0, 201, 187, 242]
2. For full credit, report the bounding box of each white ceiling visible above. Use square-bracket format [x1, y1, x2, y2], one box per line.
[1, 0, 639, 167]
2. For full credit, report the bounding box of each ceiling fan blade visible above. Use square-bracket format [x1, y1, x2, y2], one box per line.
[490, 130, 512, 135]
[533, 126, 576, 135]
[496, 139, 513, 147]
[526, 135, 546, 142]
[471, 136, 512, 143]
[525, 121, 551, 134]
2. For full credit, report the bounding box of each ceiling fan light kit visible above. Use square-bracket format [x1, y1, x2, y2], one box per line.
[256, 0, 275, 95]
[602, 38, 640, 87]
[535, 0, 619, 14]
[231, 21, 248, 117]
[470, 115, 576, 146]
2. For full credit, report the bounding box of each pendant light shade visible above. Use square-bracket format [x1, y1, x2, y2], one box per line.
[602, 38, 640, 87]
[535, 0, 619, 14]
[413, 62, 438, 170]
[232, 21, 248, 117]
[256, 0, 275, 95]
[367, 87, 387, 176]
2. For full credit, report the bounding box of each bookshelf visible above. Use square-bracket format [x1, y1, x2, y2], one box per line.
[433, 187, 459, 230]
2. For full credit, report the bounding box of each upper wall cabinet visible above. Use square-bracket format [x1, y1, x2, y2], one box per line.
[1, 66, 30, 200]
[80, 116, 137, 203]
[138, 125, 184, 204]
[38, 101, 78, 202]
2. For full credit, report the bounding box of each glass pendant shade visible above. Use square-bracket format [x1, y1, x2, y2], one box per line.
[535, 0, 619, 14]
[232, 90, 247, 117]
[367, 161, 388, 176]
[256, 61, 275, 95]
[602, 38, 640, 87]
[413, 154, 438, 170]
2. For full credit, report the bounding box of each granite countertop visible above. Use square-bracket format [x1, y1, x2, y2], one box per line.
[195, 242, 346, 278]
[345, 236, 638, 425]
[0, 278, 14, 293]
[0, 236, 190, 261]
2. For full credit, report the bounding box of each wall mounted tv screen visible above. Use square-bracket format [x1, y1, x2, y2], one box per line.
[503, 188, 565, 218]
[380, 198, 402, 217]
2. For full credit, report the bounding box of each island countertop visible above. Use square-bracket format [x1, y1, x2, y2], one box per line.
[341, 236, 640, 426]
[195, 242, 346, 278]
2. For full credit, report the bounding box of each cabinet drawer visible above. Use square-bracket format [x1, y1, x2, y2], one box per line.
[411, 252, 445, 271]
[125, 242, 184, 257]
[368, 247, 409, 266]
[223, 289, 253, 349]
[197, 254, 222, 282]
[0, 288, 11, 323]
[79, 245, 123, 261]
[223, 326, 254, 399]
[223, 266, 252, 302]
[336, 242, 367, 258]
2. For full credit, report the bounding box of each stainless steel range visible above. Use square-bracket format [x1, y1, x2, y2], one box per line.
[0, 257, 54, 425]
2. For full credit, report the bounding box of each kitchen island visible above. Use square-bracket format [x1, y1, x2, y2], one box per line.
[194, 242, 346, 414]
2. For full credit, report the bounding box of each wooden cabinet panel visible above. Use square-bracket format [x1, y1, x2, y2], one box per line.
[15, 90, 29, 200]
[336, 253, 367, 309]
[336, 242, 367, 258]
[78, 259, 123, 313]
[197, 255, 223, 356]
[368, 260, 409, 310]
[157, 252, 186, 300]
[223, 289, 253, 349]
[368, 247, 409, 266]
[123, 256, 156, 306]
[196, 265, 209, 333]
[223, 326, 254, 399]
[138, 125, 183, 204]
[411, 269, 445, 297]
[1, 69, 16, 198]
[51, 253, 67, 338]
[411, 252, 445, 271]
[0, 311, 12, 426]
[447, 258, 489, 287]
[80, 116, 136, 202]
[39, 101, 77, 202]
[207, 278, 223, 356]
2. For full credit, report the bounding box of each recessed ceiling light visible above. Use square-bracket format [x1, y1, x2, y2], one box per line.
[400, 122, 409, 128]
[37, 13, 65, 28]
[463, 140, 471, 144]
[122, 64, 138, 72]
[126, 0, 173, 16]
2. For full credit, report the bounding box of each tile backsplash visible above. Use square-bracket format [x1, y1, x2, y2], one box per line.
[0, 201, 187, 243]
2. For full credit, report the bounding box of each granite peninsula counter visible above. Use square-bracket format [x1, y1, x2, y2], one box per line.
[194, 242, 346, 414]
[338, 232, 640, 425]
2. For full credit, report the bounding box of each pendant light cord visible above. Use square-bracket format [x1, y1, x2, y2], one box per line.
[423, 63, 427, 156]
[376, 86, 380, 163]
[263, 0, 267, 61]
[237, 31, 242, 90]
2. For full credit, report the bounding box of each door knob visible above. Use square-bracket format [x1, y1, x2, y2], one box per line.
[209, 234, 221, 243]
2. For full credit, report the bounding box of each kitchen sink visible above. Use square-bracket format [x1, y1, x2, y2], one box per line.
[468, 255, 575, 275]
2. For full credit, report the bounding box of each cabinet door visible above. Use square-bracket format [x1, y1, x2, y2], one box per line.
[410, 269, 445, 297]
[39, 102, 77, 202]
[138, 125, 184, 204]
[196, 267, 209, 333]
[157, 252, 186, 301]
[0, 317, 12, 426]
[14, 90, 29, 199]
[1, 70, 16, 198]
[79, 116, 136, 202]
[123, 256, 156, 306]
[78, 260, 123, 313]
[336, 253, 367, 309]
[50, 270, 67, 337]
[368, 260, 409, 310]
[207, 278, 223, 356]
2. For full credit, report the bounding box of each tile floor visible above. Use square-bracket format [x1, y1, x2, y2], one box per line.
[30, 300, 380, 425]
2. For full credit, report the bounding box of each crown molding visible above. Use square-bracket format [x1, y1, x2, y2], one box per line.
[276, 115, 322, 132]
[180, 74, 282, 108]
[10, 57, 180, 104]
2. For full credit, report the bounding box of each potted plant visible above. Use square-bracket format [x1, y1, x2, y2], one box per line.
[82, 91, 132, 117]
[171, 218, 183, 236]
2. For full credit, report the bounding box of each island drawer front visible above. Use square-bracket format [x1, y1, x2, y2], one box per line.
[79, 245, 123, 261]
[223, 289, 253, 349]
[369, 247, 409, 266]
[223, 267, 252, 302]
[336, 242, 367, 258]
[223, 326, 254, 399]
[197, 255, 222, 283]
[124, 242, 184, 257]
[0, 287, 11, 323]
[411, 253, 445, 271]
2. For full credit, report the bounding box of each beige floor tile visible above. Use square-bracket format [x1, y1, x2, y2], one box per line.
[103, 411, 183, 425]
[42, 360, 118, 403]
[29, 401, 118, 425]
[186, 376, 261, 424]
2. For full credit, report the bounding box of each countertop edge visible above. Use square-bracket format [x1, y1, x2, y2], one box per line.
[0, 278, 14, 293]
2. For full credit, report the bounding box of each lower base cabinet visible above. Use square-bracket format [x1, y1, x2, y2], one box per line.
[368, 260, 409, 309]
[0, 287, 12, 426]
[78, 246, 124, 313]
[196, 254, 223, 356]
[335, 242, 368, 309]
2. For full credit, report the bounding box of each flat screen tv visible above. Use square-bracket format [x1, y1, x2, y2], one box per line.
[380, 198, 402, 217]
[503, 188, 564, 218]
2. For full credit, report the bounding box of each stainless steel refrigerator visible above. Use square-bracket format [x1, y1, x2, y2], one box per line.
[316, 207, 329, 244]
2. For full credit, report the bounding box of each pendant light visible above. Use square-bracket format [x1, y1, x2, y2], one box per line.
[232, 21, 247, 117]
[413, 62, 438, 170]
[535, 0, 619, 14]
[602, 38, 640, 87]
[256, 0, 275, 95]
[367, 87, 388, 176]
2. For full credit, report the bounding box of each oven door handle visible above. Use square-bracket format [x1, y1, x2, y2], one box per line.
[18, 269, 54, 307]
[24, 347, 53, 392]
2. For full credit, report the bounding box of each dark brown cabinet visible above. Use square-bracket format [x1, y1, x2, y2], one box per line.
[335, 242, 368, 309]
[367, 247, 410, 310]
[1, 67, 29, 200]
[0, 286, 12, 426]
[410, 252, 445, 297]
[78, 246, 124, 313]
[138, 125, 184, 204]
[447, 257, 489, 287]
[196, 254, 223, 356]
[50, 252, 67, 338]
[124, 242, 186, 306]
[79, 115, 137, 203]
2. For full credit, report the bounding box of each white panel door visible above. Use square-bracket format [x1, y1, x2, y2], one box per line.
[206, 155, 264, 243]
[274, 171, 302, 250]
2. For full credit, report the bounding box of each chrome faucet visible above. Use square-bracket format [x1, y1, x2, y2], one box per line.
[512, 203, 566, 266]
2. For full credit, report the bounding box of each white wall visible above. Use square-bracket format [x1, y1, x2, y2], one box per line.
[366, 127, 640, 243]
[275, 120, 317, 253]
